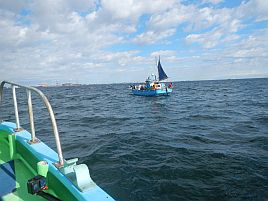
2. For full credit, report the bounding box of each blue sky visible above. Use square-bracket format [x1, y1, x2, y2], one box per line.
[0, 0, 268, 84]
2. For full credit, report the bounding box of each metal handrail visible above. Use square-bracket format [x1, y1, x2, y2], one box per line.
[0, 81, 64, 166]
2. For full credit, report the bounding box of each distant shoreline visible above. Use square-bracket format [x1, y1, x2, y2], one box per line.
[32, 77, 268, 87]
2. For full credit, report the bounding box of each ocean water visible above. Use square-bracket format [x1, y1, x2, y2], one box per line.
[1, 78, 268, 201]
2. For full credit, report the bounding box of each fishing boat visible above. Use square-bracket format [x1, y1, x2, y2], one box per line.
[0, 81, 115, 201]
[130, 57, 173, 96]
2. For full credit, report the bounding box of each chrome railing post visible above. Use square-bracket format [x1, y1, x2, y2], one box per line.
[41, 94, 64, 166]
[27, 89, 37, 143]
[1, 81, 64, 167]
[12, 85, 21, 131]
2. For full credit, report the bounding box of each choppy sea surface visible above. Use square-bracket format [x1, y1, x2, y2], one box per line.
[1, 78, 268, 201]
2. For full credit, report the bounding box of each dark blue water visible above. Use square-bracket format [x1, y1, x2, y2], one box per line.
[1, 78, 268, 201]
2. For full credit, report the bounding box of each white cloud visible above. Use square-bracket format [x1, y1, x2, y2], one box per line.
[150, 50, 180, 64]
[184, 5, 243, 48]
[0, 0, 27, 13]
[238, 0, 268, 22]
[186, 28, 224, 48]
[148, 3, 190, 30]
[66, 0, 97, 13]
[202, 0, 223, 5]
[183, 28, 268, 79]
[132, 29, 176, 44]
[227, 29, 268, 59]
[0, 0, 267, 84]
[100, 0, 176, 21]
[148, 3, 236, 33]
[151, 50, 176, 57]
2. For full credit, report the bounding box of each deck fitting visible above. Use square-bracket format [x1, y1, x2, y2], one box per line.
[28, 138, 40, 144]
[53, 162, 64, 168]
[14, 127, 23, 132]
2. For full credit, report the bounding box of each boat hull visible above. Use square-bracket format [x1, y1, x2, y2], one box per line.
[132, 88, 172, 96]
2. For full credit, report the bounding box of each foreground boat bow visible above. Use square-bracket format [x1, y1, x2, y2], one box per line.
[0, 81, 115, 201]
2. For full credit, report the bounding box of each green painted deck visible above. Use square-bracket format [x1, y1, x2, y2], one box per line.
[0, 128, 77, 201]
[0, 129, 44, 201]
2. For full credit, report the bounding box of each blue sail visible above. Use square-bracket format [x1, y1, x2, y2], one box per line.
[157, 59, 168, 81]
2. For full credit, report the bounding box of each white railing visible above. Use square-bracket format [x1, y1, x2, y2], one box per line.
[0, 81, 64, 166]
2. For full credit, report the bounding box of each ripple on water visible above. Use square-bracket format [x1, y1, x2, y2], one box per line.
[1, 78, 268, 201]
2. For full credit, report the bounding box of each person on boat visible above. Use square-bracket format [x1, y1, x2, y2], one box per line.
[168, 82, 173, 88]
[145, 80, 151, 90]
